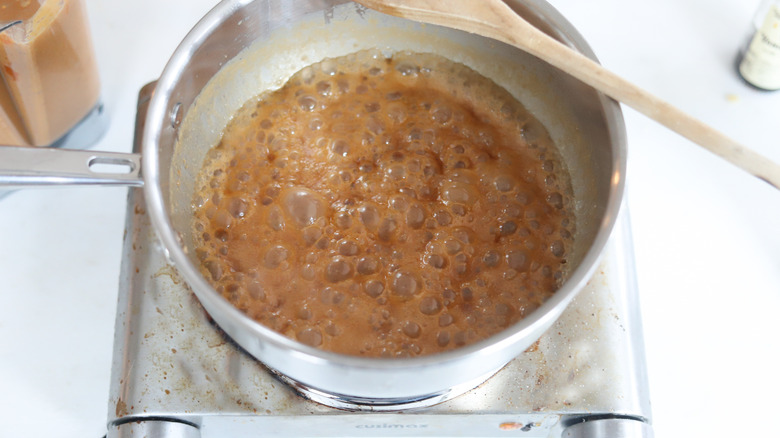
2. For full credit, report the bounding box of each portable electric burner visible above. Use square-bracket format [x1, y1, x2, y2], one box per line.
[103, 83, 652, 438]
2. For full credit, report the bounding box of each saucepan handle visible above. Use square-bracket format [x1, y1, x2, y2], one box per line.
[0, 146, 143, 187]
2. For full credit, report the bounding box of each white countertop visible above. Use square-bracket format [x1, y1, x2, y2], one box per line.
[1, 0, 778, 437]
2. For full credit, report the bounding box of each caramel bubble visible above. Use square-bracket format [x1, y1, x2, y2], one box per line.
[391, 271, 419, 297]
[326, 257, 353, 283]
[282, 187, 326, 227]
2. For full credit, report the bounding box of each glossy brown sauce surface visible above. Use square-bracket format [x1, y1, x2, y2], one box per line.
[192, 50, 574, 357]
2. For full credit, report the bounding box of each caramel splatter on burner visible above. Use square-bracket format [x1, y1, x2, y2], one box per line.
[192, 50, 574, 357]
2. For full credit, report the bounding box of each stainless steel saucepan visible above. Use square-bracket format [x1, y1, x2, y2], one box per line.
[0, 0, 625, 409]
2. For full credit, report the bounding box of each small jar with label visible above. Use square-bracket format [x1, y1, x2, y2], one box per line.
[737, 0, 780, 91]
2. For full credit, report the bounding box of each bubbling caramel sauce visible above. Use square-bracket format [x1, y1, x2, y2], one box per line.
[192, 50, 574, 358]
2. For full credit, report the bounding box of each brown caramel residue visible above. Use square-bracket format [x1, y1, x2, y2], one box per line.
[191, 50, 574, 358]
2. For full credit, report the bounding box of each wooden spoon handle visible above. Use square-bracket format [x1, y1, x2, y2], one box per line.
[357, 0, 780, 189]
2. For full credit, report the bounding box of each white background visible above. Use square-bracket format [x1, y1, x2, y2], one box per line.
[1, 0, 778, 437]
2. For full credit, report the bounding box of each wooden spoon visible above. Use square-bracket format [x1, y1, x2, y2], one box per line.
[353, 0, 780, 190]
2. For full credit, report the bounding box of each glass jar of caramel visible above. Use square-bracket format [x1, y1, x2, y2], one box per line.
[0, 0, 104, 147]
